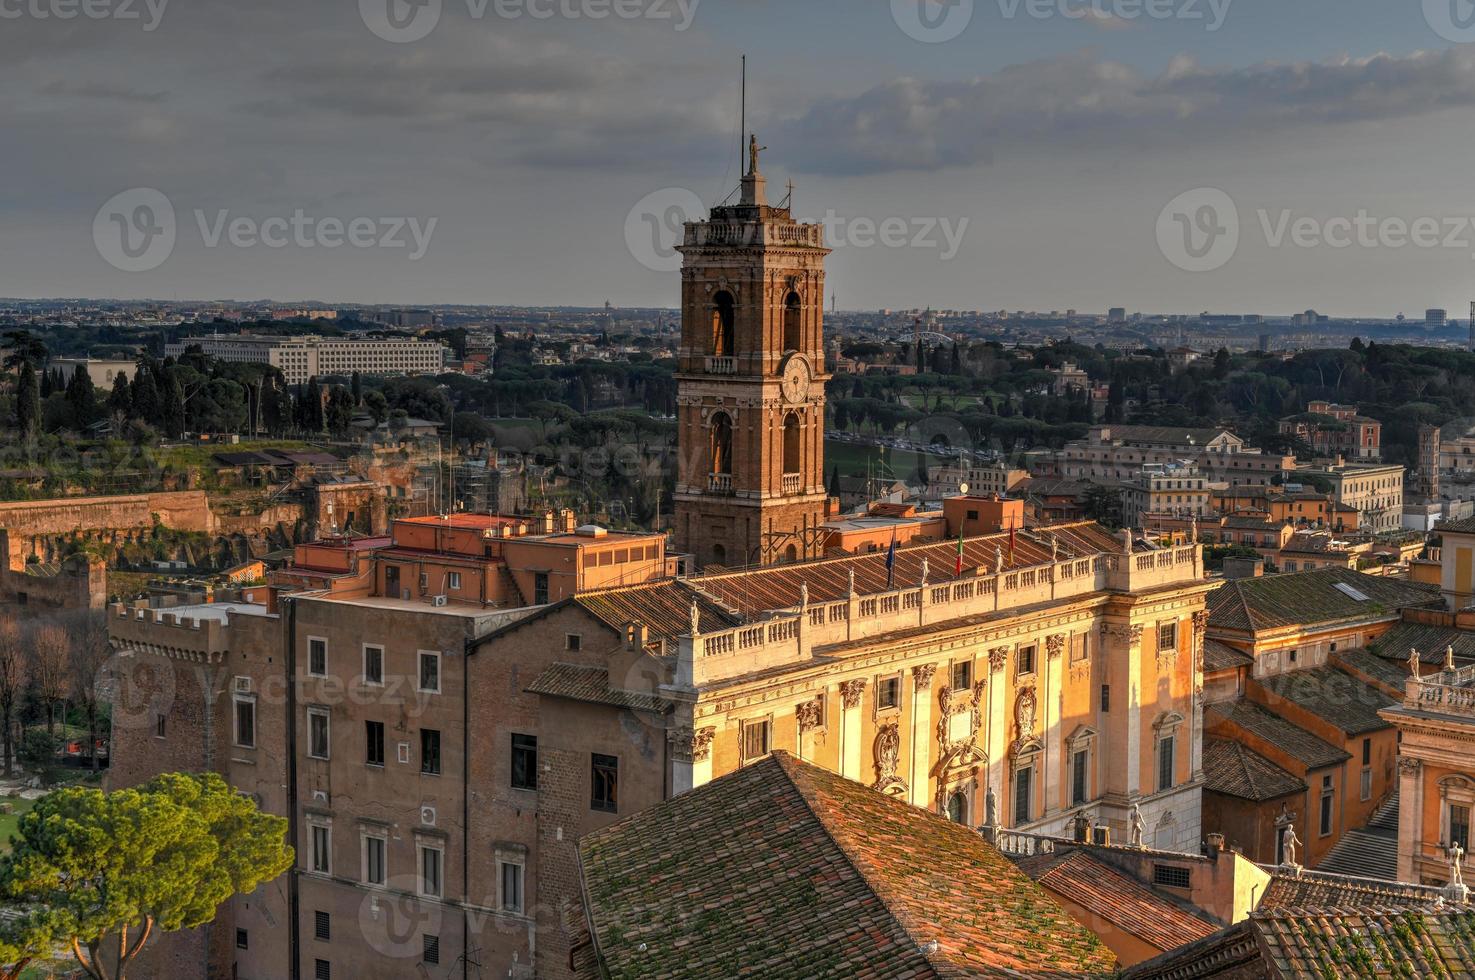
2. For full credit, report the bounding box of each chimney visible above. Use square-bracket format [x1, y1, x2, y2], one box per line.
[562, 508, 577, 533]
[541, 511, 556, 535]
[1222, 556, 1264, 580]
[1206, 832, 1226, 854]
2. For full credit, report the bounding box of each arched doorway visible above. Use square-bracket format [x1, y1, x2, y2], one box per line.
[784, 544, 798, 563]
[783, 291, 802, 352]
[711, 291, 735, 357]
[711, 543, 727, 566]
[947, 790, 968, 824]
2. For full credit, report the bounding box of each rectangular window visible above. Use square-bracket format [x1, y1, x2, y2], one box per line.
[877, 675, 901, 710]
[419, 845, 443, 898]
[1320, 788, 1334, 837]
[1101, 684, 1110, 713]
[1158, 735, 1176, 793]
[1153, 864, 1192, 889]
[308, 709, 330, 760]
[308, 637, 327, 677]
[447, 571, 461, 591]
[314, 911, 330, 942]
[511, 734, 538, 790]
[534, 573, 549, 605]
[1017, 645, 1036, 676]
[234, 697, 256, 749]
[1158, 622, 1178, 652]
[156, 714, 166, 738]
[418, 651, 440, 694]
[741, 719, 771, 762]
[1071, 749, 1089, 806]
[1362, 738, 1372, 766]
[565, 633, 582, 651]
[592, 753, 619, 813]
[366, 721, 385, 767]
[421, 730, 442, 776]
[363, 645, 384, 686]
[236, 928, 248, 950]
[1014, 767, 1033, 825]
[1360, 767, 1372, 802]
[952, 661, 972, 690]
[315, 960, 330, 980]
[1452, 805, 1471, 852]
[363, 835, 386, 886]
[311, 825, 331, 874]
[500, 860, 524, 914]
[423, 934, 440, 965]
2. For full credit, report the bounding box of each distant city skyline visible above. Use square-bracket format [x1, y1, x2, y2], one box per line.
[10, 0, 1475, 314]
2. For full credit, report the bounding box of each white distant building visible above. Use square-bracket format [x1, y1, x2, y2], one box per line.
[164, 334, 445, 384]
[49, 358, 137, 389]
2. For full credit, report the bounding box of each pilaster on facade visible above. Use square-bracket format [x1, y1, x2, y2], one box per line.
[909, 664, 935, 807]
[1399, 756, 1424, 883]
[839, 679, 865, 782]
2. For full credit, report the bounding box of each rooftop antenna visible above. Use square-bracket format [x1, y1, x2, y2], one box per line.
[740, 55, 746, 177]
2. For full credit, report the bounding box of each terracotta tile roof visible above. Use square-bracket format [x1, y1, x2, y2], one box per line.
[1013, 850, 1218, 952]
[1252, 906, 1475, 977]
[1334, 647, 1416, 693]
[1207, 568, 1440, 633]
[1257, 871, 1444, 911]
[690, 522, 1126, 618]
[1366, 621, 1475, 666]
[1202, 736, 1305, 801]
[1436, 516, 1475, 535]
[577, 752, 1116, 979]
[1257, 665, 1395, 736]
[1205, 700, 1349, 770]
[1124, 907, 1475, 979]
[575, 580, 740, 640]
[525, 663, 672, 714]
[1202, 638, 1253, 673]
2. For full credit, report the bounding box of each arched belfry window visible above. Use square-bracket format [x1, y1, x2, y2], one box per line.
[711, 291, 736, 357]
[783, 413, 801, 474]
[783, 291, 802, 353]
[710, 412, 733, 475]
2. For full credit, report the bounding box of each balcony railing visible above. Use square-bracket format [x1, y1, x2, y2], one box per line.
[707, 473, 733, 494]
[705, 356, 737, 375]
[781, 473, 802, 495]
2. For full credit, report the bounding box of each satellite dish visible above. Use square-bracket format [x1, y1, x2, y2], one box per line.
[958, 483, 970, 495]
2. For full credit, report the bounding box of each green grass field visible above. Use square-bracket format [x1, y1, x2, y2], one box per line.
[0, 795, 36, 853]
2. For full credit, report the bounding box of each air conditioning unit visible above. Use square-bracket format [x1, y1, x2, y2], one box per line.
[430, 595, 449, 607]
[421, 806, 436, 826]
[233, 677, 252, 694]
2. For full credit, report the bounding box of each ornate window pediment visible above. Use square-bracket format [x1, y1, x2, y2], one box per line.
[1153, 710, 1186, 734]
[1066, 725, 1098, 751]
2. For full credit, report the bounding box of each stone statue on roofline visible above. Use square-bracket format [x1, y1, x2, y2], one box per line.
[920, 558, 929, 586]
[994, 545, 1004, 574]
[1410, 647, 1422, 677]
[1450, 842, 1467, 889]
[1129, 803, 1146, 849]
[984, 784, 998, 828]
[690, 599, 700, 637]
[799, 582, 808, 610]
[848, 567, 856, 596]
[1447, 645, 1458, 673]
[1281, 822, 1301, 871]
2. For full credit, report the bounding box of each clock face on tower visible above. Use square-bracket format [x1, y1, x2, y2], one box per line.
[780, 354, 811, 404]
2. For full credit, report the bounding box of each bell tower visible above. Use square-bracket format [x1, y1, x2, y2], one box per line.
[674, 138, 831, 568]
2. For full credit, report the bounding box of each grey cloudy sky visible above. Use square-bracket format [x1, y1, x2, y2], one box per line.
[6, 0, 1475, 316]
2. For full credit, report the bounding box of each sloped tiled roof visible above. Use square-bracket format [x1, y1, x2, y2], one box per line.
[690, 522, 1127, 618]
[1366, 620, 1475, 666]
[1013, 849, 1218, 952]
[1257, 665, 1395, 736]
[1202, 638, 1252, 673]
[577, 751, 1116, 980]
[525, 663, 672, 714]
[1205, 700, 1350, 769]
[1335, 647, 1416, 692]
[1202, 737, 1305, 801]
[576, 579, 740, 640]
[1257, 871, 1443, 911]
[1207, 568, 1439, 633]
[1252, 907, 1475, 977]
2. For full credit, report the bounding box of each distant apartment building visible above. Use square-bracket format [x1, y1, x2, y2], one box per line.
[1121, 461, 1210, 528]
[164, 334, 445, 384]
[928, 461, 1028, 499]
[1427, 308, 1448, 328]
[1277, 401, 1382, 460]
[1051, 361, 1090, 396]
[1057, 425, 1295, 488]
[1298, 462, 1406, 533]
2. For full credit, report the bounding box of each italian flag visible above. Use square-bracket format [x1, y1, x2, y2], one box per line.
[954, 532, 965, 576]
